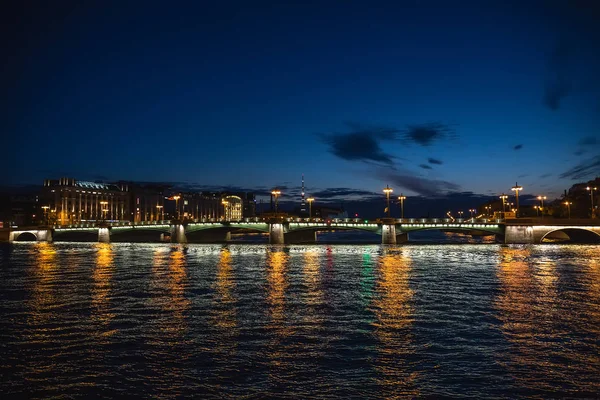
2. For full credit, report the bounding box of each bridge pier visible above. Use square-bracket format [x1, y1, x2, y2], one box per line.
[98, 227, 111, 243]
[396, 232, 409, 243]
[285, 230, 316, 244]
[171, 224, 187, 244]
[381, 222, 397, 244]
[269, 223, 285, 244]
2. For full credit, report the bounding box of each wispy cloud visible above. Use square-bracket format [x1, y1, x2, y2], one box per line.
[318, 123, 399, 165]
[400, 122, 456, 146]
[560, 154, 600, 180]
[419, 164, 432, 170]
[428, 158, 443, 165]
[513, 144, 523, 150]
[378, 168, 460, 197]
[579, 136, 598, 146]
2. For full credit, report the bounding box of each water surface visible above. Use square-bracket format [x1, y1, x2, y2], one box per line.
[1, 242, 599, 398]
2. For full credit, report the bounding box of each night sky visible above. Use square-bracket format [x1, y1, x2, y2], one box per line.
[3, 1, 600, 215]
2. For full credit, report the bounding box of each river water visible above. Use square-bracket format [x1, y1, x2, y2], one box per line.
[1, 242, 599, 398]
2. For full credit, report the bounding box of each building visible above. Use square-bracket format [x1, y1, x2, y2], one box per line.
[41, 178, 130, 224]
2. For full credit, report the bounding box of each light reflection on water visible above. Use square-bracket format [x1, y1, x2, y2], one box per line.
[1, 242, 599, 398]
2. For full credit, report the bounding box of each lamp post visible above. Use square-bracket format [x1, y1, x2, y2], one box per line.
[511, 182, 523, 218]
[563, 201, 572, 219]
[458, 211, 463, 220]
[587, 186, 597, 218]
[397, 194, 406, 220]
[383, 185, 393, 217]
[307, 197, 314, 219]
[42, 206, 49, 225]
[534, 205, 539, 217]
[469, 208, 476, 221]
[499, 194, 508, 213]
[156, 205, 163, 222]
[537, 195, 546, 219]
[221, 199, 229, 221]
[172, 195, 181, 220]
[100, 201, 108, 221]
[271, 189, 281, 214]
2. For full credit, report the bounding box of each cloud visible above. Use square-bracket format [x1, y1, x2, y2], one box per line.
[574, 149, 586, 156]
[513, 144, 523, 150]
[539, 173, 552, 178]
[560, 154, 600, 180]
[400, 122, 455, 146]
[419, 164, 432, 169]
[543, 41, 573, 111]
[378, 169, 460, 197]
[579, 136, 598, 146]
[428, 158, 443, 165]
[318, 123, 400, 164]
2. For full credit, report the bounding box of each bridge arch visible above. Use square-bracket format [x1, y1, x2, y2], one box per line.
[14, 232, 37, 241]
[540, 228, 600, 244]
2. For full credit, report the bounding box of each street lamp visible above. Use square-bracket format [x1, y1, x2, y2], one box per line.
[156, 205, 164, 221]
[458, 211, 463, 220]
[41, 206, 49, 225]
[499, 194, 508, 213]
[511, 182, 523, 218]
[100, 201, 108, 221]
[307, 197, 314, 219]
[221, 199, 229, 221]
[173, 195, 181, 219]
[397, 194, 406, 219]
[485, 205, 491, 217]
[469, 208, 476, 220]
[587, 186, 597, 218]
[383, 185, 393, 217]
[563, 201, 572, 219]
[271, 189, 281, 214]
[537, 195, 546, 218]
[534, 205, 539, 217]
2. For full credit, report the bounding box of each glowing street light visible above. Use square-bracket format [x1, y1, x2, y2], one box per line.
[307, 197, 315, 219]
[469, 208, 476, 220]
[563, 201, 572, 219]
[458, 211, 464, 220]
[397, 193, 406, 219]
[42, 205, 49, 225]
[221, 199, 229, 221]
[485, 205, 491, 217]
[511, 182, 523, 218]
[383, 185, 393, 217]
[173, 195, 181, 219]
[537, 195, 547, 219]
[100, 201, 108, 221]
[156, 205, 164, 221]
[271, 189, 281, 214]
[533, 205, 539, 217]
[499, 193, 508, 213]
[587, 186, 597, 218]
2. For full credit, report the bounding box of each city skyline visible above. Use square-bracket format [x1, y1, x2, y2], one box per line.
[3, 2, 600, 205]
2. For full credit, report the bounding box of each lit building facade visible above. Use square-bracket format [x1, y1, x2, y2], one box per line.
[41, 178, 130, 224]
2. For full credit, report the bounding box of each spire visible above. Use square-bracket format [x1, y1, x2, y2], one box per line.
[301, 174, 306, 213]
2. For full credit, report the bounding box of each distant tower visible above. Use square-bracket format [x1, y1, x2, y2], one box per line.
[301, 174, 306, 214]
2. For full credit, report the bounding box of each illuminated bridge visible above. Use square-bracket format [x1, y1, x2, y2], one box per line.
[7, 217, 600, 244]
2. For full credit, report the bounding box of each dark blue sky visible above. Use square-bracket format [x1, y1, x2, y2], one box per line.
[3, 1, 600, 210]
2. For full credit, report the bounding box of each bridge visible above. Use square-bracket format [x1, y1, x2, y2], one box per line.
[6, 217, 600, 244]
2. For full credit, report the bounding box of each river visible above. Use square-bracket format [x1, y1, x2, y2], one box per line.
[1, 242, 599, 398]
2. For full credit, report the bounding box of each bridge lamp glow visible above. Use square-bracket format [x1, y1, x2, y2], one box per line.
[271, 190, 281, 214]
[397, 194, 406, 219]
[511, 182, 523, 218]
[586, 187, 597, 218]
[307, 197, 315, 219]
[382, 185, 393, 217]
[563, 201, 572, 219]
[499, 194, 508, 213]
[537, 195, 547, 218]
